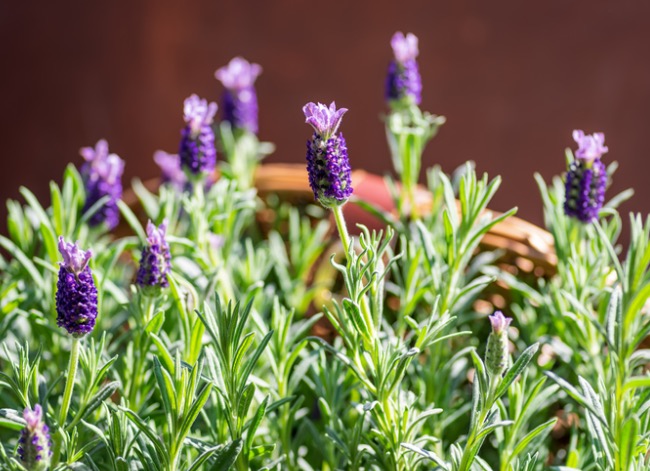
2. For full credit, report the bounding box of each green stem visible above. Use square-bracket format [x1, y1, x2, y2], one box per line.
[51, 337, 81, 466]
[458, 377, 498, 471]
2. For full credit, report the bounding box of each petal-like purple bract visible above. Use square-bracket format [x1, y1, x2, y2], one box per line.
[303, 102, 348, 140]
[215, 57, 262, 91]
[572, 129, 609, 161]
[56, 238, 97, 337]
[180, 95, 218, 175]
[19, 404, 52, 469]
[391, 31, 419, 64]
[488, 311, 512, 335]
[136, 220, 171, 293]
[154, 150, 187, 191]
[80, 139, 124, 230]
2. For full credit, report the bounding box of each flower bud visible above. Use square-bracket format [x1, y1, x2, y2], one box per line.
[17, 405, 52, 471]
[485, 311, 512, 377]
[179, 94, 218, 175]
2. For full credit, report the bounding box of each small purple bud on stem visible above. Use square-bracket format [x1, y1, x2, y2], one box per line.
[486, 311, 512, 377]
[18, 404, 52, 470]
[136, 220, 171, 294]
[564, 130, 608, 223]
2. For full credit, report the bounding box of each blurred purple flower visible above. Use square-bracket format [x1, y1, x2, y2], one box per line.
[215, 57, 262, 134]
[385, 32, 422, 105]
[179, 94, 218, 175]
[573, 130, 608, 161]
[136, 220, 171, 293]
[18, 404, 52, 470]
[154, 150, 187, 191]
[80, 139, 124, 230]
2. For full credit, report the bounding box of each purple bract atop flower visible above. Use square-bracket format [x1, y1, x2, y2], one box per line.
[179, 94, 218, 175]
[18, 404, 52, 470]
[303, 102, 348, 141]
[385, 32, 422, 105]
[56, 237, 98, 337]
[564, 130, 608, 223]
[154, 150, 187, 191]
[303, 102, 353, 207]
[80, 139, 124, 230]
[215, 57, 262, 134]
[136, 220, 171, 294]
[489, 311, 513, 335]
[573, 130, 608, 162]
[486, 311, 512, 377]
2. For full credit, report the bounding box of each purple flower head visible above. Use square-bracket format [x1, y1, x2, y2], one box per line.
[564, 156, 607, 223]
[488, 311, 512, 335]
[56, 237, 98, 337]
[303, 102, 353, 207]
[18, 404, 52, 470]
[180, 94, 218, 175]
[80, 139, 124, 230]
[215, 58, 262, 134]
[573, 130, 608, 162]
[136, 220, 171, 294]
[391, 32, 419, 64]
[303, 102, 348, 141]
[154, 150, 187, 191]
[386, 32, 422, 105]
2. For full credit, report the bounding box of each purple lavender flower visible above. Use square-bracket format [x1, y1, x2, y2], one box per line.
[486, 311, 512, 377]
[80, 139, 124, 230]
[564, 130, 608, 223]
[303, 102, 353, 207]
[136, 220, 171, 293]
[385, 32, 422, 105]
[17, 404, 52, 470]
[55, 237, 98, 337]
[215, 57, 262, 134]
[179, 94, 218, 175]
[154, 150, 187, 191]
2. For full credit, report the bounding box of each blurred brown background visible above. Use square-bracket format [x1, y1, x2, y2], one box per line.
[1, 1, 649, 230]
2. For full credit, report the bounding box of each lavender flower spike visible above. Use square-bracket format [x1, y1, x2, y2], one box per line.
[56, 237, 98, 337]
[215, 57, 262, 134]
[486, 311, 512, 377]
[80, 139, 124, 230]
[303, 102, 353, 207]
[136, 220, 171, 294]
[564, 130, 608, 223]
[154, 150, 187, 191]
[385, 31, 422, 105]
[179, 94, 218, 175]
[17, 404, 52, 470]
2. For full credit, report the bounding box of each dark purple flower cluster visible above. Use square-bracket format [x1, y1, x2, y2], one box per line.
[18, 405, 52, 470]
[385, 32, 422, 105]
[179, 94, 218, 175]
[136, 220, 171, 293]
[303, 102, 353, 207]
[55, 237, 98, 337]
[80, 139, 124, 230]
[215, 57, 262, 134]
[564, 130, 608, 223]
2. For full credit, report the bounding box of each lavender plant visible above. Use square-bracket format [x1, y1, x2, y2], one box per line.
[1, 31, 649, 471]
